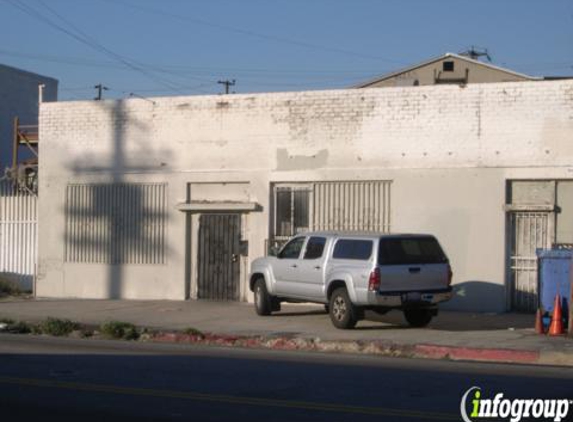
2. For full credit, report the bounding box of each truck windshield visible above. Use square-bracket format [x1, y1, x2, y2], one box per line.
[378, 237, 448, 265]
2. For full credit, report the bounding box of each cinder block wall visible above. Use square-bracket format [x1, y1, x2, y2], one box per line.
[38, 81, 573, 311]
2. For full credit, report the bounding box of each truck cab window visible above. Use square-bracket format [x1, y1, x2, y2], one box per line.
[278, 237, 305, 259]
[303, 237, 326, 259]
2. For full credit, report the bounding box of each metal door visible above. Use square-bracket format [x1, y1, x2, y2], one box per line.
[509, 212, 552, 312]
[197, 214, 241, 301]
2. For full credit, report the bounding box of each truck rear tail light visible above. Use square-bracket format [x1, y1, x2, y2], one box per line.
[447, 264, 453, 286]
[368, 267, 381, 291]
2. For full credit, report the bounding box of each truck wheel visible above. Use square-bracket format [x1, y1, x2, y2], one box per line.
[254, 279, 272, 316]
[404, 309, 433, 327]
[329, 288, 358, 329]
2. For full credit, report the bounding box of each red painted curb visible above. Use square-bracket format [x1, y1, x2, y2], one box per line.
[150, 332, 553, 366]
[414, 344, 540, 364]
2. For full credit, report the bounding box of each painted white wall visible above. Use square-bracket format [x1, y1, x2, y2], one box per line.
[38, 80, 573, 312]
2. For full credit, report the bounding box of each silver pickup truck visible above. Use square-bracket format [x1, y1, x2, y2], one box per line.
[249, 232, 453, 329]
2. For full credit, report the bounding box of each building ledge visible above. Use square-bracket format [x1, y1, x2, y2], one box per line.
[503, 204, 556, 212]
[176, 201, 261, 213]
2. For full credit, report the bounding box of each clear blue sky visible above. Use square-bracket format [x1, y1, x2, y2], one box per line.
[1, 0, 571, 100]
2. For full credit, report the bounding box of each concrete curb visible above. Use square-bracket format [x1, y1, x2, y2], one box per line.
[150, 331, 573, 367]
[413, 344, 540, 364]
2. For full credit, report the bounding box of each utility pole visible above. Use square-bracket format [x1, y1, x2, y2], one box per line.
[94, 84, 109, 101]
[217, 79, 236, 95]
[129, 92, 157, 105]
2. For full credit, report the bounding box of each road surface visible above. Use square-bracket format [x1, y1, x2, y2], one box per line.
[0, 334, 571, 421]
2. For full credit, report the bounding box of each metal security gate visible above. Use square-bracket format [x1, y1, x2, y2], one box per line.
[0, 180, 37, 292]
[197, 214, 241, 301]
[509, 212, 552, 312]
[313, 181, 391, 232]
[269, 180, 392, 253]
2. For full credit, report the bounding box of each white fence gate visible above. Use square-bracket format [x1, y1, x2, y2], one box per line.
[0, 180, 37, 292]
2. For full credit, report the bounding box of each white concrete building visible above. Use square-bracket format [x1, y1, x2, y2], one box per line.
[37, 80, 573, 313]
[0, 63, 58, 171]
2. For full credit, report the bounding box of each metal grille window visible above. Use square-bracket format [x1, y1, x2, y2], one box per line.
[274, 187, 310, 237]
[270, 181, 391, 252]
[313, 181, 391, 233]
[65, 183, 167, 264]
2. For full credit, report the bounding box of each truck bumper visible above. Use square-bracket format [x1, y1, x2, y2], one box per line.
[366, 287, 454, 308]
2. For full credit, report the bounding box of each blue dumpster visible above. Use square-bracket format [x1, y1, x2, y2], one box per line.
[536, 249, 571, 329]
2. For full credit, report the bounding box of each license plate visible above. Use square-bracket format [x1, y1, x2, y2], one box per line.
[402, 292, 433, 303]
[403, 292, 421, 302]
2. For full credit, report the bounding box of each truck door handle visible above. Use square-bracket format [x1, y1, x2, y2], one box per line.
[314, 266, 321, 270]
[291, 264, 298, 268]
[409, 267, 421, 273]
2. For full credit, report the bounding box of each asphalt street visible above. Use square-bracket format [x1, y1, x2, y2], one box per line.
[0, 334, 572, 422]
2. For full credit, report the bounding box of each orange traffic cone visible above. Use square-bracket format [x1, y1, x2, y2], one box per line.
[535, 308, 544, 334]
[548, 295, 564, 336]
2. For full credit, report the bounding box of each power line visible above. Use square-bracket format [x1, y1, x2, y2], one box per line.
[60, 81, 217, 94]
[0, 47, 385, 91]
[0, 47, 222, 89]
[1, 44, 568, 82]
[0, 48, 122, 69]
[35, 0, 192, 92]
[101, 0, 406, 64]
[60, 86, 95, 92]
[0, 47, 388, 78]
[4, 0, 191, 94]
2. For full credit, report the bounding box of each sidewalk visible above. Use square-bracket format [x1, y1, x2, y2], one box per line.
[1, 297, 572, 366]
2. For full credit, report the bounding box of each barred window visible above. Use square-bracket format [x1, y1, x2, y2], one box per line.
[275, 186, 310, 237]
[65, 183, 167, 264]
[312, 181, 391, 233]
[272, 181, 391, 238]
[268, 181, 391, 255]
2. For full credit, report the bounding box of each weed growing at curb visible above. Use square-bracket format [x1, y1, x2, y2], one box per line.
[78, 327, 95, 338]
[40, 318, 79, 336]
[7, 321, 35, 334]
[183, 327, 205, 338]
[0, 279, 20, 297]
[0, 318, 38, 334]
[100, 321, 140, 340]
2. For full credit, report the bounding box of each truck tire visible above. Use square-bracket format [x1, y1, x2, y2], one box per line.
[404, 308, 433, 327]
[254, 278, 272, 316]
[329, 287, 358, 329]
[271, 297, 282, 312]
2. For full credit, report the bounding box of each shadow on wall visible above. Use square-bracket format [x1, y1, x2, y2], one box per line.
[62, 100, 172, 299]
[441, 281, 507, 313]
